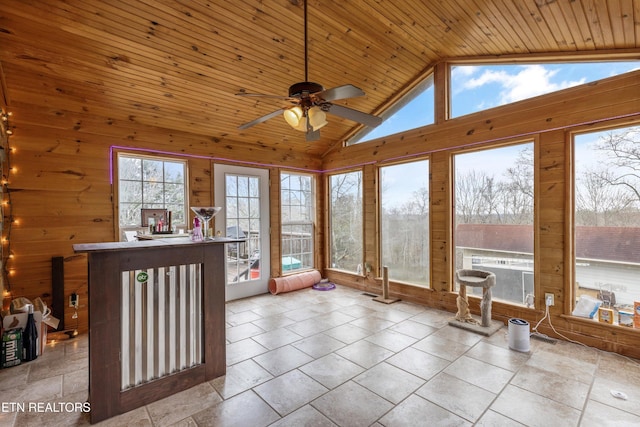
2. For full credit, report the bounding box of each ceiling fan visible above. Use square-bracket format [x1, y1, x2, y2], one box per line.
[236, 0, 382, 141]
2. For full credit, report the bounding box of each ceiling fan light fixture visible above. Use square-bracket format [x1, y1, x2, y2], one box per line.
[308, 106, 328, 131]
[283, 106, 307, 131]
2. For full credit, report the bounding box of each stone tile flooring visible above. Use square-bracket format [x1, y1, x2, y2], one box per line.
[1, 285, 639, 426]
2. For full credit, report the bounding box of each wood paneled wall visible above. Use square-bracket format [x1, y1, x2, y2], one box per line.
[322, 70, 640, 358]
[1, 101, 320, 334]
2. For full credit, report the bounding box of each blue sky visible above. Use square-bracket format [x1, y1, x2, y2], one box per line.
[374, 61, 640, 201]
[380, 160, 429, 207]
[355, 61, 640, 144]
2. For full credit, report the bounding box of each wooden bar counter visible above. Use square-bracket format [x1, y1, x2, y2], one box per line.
[73, 237, 241, 424]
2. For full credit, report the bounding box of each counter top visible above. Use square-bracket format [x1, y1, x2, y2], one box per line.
[73, 236, 244, 254]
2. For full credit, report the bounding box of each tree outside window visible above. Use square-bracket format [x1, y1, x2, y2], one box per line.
[574, 125, 640, 313]
[329, 171, 363, 273]
[118, 154, 187, 238]
[454, 143, 535, 305]
[380, 160, 430, 286]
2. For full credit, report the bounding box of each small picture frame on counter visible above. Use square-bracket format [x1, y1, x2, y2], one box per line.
[141, 209, 168, 227]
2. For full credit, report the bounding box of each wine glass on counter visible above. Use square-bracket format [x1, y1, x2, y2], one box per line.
[190, 207, 222, 240]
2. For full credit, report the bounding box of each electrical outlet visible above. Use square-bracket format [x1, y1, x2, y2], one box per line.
[545, 293, 554, 306]
[69, 293, 78, 308]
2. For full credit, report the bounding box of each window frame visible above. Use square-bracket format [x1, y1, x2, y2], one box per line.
[115, 151, 188, 241]
[347, 73, 435, 146]
[448, 59, 640, 120]
[451, 138, 539, 307]
[570, 122, 640, 316]
[378, 157, 431, 287]
[280, 171, 316, 274]
[327, 169, 365, 274]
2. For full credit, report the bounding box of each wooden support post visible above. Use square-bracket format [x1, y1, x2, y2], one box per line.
[373, 266, 399, 304]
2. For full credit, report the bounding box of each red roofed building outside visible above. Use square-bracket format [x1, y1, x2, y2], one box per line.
[455, 224, 639, 308]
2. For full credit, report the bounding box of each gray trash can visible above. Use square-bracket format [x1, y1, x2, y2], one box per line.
[508, 318, 530, 352]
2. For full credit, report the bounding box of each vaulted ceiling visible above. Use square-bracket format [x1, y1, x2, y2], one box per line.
[1, 0, 638, 157]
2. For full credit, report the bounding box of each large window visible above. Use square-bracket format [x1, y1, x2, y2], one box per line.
[573, 125, 640, 315]
[451, 62, 640, 119]
[349, 61, 639, 146]
[348, 75, 434, 145]
[329, 171, 363, 273]
[380, 160, 430, 285]
[117, 154, 187, 238]
[454, 143, 534, 305]
[281, 172, 315, 272]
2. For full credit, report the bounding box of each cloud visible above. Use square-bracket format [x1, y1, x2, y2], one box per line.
[462, 64, 586, 105]
[608, 65, 640, 77]
[452, 65, 479, 77]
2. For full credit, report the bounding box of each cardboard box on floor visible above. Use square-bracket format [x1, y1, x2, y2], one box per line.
[1, 297, 60, 358]
[2, 311, 46, 357]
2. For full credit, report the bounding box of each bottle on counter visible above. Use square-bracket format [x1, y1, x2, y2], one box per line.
[192, 217, 203, 241]
[23, 303, 38, 361]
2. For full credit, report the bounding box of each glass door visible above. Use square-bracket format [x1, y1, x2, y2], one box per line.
[214, 164, 270, 301]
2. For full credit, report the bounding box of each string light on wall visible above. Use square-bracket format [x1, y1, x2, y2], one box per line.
[1, 108, 14, 307]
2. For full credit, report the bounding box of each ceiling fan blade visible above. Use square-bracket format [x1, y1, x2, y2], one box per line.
[306, 129, 321, 142]
[315, 84, 365, 102]
[327, 104, 382, 128]
[238, 109, 285, 130]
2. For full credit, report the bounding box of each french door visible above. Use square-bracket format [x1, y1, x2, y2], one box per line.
[214, 164, 270, 301]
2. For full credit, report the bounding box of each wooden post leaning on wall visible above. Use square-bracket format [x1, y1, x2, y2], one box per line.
[51, 256, 65, 331]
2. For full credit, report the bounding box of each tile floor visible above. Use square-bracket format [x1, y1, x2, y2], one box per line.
[1, 285, 639, 426]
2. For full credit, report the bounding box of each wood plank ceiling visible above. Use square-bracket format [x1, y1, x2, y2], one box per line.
[0, 0, 638, 158]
